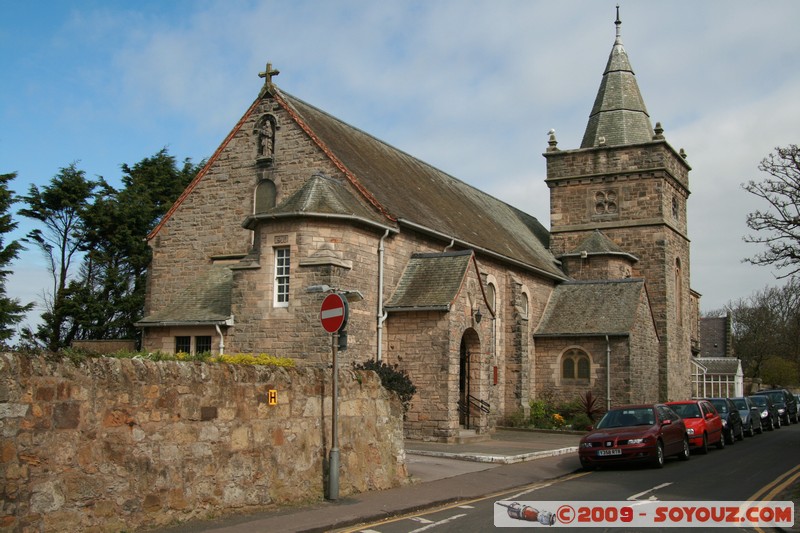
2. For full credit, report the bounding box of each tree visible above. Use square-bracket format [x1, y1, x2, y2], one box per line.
[743, 144, 800, 277]
[727, 278, 800, 383]
[69, 149, 201, 341]
[18, 163, 97, 350]
[0, 172, 34, 343]
[17, 151, 200, 349]
[761, 357, 799, 388]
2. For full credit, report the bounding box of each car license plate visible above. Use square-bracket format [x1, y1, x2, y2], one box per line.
[597, 448, 622, 456]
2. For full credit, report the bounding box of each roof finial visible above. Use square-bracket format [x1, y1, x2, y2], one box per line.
[615, 4, 622, 40]
[258, 61, 280, 95]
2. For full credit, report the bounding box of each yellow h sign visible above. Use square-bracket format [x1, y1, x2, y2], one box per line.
[268, 389, 277, 405]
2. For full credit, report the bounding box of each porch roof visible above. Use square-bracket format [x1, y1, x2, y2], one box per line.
[385, 251, 472, 312]
[136, 265, 233, 327]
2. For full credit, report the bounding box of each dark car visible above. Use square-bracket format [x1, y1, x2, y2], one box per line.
[579, 404, 690, 470]
[749, 394, 781, 430]
[753, 389, 798, 425]
[706, 398, 744, 444]
[731, 396, 762, 436]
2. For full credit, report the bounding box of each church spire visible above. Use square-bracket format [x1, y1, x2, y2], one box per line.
[580, 7, 654, 148]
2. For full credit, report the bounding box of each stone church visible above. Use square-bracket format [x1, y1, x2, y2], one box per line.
[137, 14, 701, 441]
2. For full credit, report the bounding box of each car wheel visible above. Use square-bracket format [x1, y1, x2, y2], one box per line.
[678, 437, 690, 461]
[580, 457, 594, 471]
[652, 440, 665, 468]
[746, 421, 754, 437]
[784, 414, 791, 426]
[776, 417, 782, 429]
[736, 424, 745, 441]
[725, 427, 735, 445]
[756, 421, 763, 434]
[715, 432, 725, 450]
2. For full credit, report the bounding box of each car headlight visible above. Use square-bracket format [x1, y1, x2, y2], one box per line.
[627, 438, 646, 444]
[686, 428, 695, 435]
[762, 409, 769, 417]
[580, 442, 594, 448]
[721, 419, 728, 427]
[779, 408, 786, 414]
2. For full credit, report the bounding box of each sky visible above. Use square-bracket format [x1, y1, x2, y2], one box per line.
[2, 0, 799, 337]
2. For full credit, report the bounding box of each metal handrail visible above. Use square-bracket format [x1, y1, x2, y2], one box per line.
[458, 395, 490, 415]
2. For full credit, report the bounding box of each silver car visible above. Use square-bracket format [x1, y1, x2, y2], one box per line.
[731, 397, 762, 436]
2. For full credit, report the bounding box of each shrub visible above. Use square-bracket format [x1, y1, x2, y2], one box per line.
[353, 360, 417, 413]
[503, 408, 529, 428]
[568, 413, 593, 431]
[211, 353, 295, 367]
[579, 391, 605, 421]
[529, 399, 553, 428]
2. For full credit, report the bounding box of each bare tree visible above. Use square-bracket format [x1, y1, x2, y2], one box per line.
[727, 278, 800, 384]
[743, 145, 800, 277]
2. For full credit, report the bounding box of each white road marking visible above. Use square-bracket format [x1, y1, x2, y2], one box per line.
[627, 482, 673, 501]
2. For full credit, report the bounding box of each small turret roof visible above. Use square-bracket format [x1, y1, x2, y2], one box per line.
[581, 8, 654, 148]
[560, 229, 639, 262]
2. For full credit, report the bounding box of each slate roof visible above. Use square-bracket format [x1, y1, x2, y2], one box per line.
[385, 251, 472, 312]
[559, 229, 639, 262]
[534, 278, 647, 337]
[136, 266, 233, 326]
[275, 91, 565, 280]
[693, 357, 741, 376]
[581, 15, 654, 148]
[700, 316, 732, 357]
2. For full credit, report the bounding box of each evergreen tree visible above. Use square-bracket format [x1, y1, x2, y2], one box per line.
[74, 148, 201, 341]
[0, 172, 34, 343]
[18, 163, 96, 350]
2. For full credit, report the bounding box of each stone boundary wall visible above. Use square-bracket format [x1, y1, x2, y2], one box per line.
[0, 353, 408, 532]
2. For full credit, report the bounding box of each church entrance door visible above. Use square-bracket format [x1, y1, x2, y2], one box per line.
[458, 328, 481, 429]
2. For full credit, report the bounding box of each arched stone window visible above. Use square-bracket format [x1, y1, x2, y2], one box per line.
[561, 348, 591, 383]
[520, 292, 529, 319]
[254, 179, 277, 213]
[486, 282, 496, 314]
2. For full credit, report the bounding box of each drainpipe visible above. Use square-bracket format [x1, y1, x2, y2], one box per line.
[443, 238, 455, 252]
[605, 335, 611, 410]
[376, 229, 390, 362]
[216, 324, 226, 356]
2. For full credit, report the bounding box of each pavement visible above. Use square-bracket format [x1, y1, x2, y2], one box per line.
[151, 429, 584, 533]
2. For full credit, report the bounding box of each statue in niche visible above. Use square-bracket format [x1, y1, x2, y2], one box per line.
[255, 114, 277, 161]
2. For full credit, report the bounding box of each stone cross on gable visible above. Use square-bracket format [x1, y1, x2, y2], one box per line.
[259, 62, 280, 88]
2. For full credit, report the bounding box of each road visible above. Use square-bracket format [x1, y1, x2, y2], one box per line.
[342, 423, 800, 532]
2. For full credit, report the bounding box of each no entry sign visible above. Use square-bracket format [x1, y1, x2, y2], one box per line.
[320, 293, 348, 333]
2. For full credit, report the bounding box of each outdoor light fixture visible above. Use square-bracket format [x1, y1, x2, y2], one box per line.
[306, 284, 333, 293]
[306, 284, 364, 303]
[473, 307, 483, 324]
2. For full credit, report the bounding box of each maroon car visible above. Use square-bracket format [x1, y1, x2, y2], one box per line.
[579, 404, 690, 469]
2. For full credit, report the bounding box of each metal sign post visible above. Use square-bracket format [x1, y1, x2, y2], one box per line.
[318, 292, 348, 501]
[329, 331, 340, 500]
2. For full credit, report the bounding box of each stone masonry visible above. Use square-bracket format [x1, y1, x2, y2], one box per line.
[0, 353, 407, 532]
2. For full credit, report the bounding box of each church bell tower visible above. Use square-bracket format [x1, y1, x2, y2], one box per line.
[544, 8, 693, 401]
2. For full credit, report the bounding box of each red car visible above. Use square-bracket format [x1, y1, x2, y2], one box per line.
[579, 404, 690, 469]
[666, 400, 724, 453]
